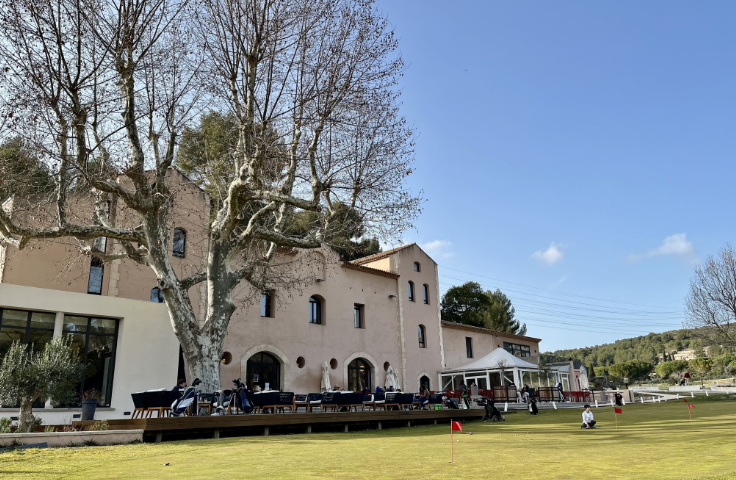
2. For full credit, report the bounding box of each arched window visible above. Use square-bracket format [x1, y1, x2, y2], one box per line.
[423, 284, 429, 304]
[309, 295, 322, 324]
[413, 262, 420, 272]
[418, 324, 426, 348]
[172, 228, 186, 258]
[246, 352, 281, 390]
[420, 375, 431, 391]
[347, 358, 371, 392]
[150, 287, 164, 303]
[408, 281, 415, 302]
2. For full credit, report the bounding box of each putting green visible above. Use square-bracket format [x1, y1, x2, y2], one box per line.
[1, 396, 735, 480]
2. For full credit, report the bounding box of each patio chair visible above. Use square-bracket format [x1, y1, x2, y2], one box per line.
[260, 392, 294, 413]
[143, 390, 168, 418]
[372, 393, 386, 411]
[363, 394, 376, 411]
[320, 392, 341, 412]
[384, 392, 400, 411]
[131, 392, 147, 419]
[294, 394, 308, 413]
[307, 393, 323, 413]
[198, 392, 215, 415]
[428, 393, 444, 409]
[338, 392, 364, 412]
[398, 393, 415, 410]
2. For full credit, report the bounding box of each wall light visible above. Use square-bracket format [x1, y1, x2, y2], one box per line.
[315, 279, 324, 282]
[388, 294, 397, 299]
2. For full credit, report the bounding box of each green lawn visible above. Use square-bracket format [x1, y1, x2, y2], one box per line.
[2, 396, 736, 480]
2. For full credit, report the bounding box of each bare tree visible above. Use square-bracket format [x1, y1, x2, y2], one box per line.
[686, 244, 736, 349]
[0, 0, 418, 391]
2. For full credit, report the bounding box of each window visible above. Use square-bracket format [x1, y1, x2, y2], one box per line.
[150, 287, 164, 303]
[0, 310, 56, 359]
[408, 281, 415, 302]
[503, 342, 531, 358]
[414, 262, 420, 272]
[246, 351, 280, 391]
[347, 358, 371, 392]
[87, 256, 104, 295]
[418, 324, 426, 348]
[172, 228, 186, 258]
[309, 296, 322, 324]
[466, 337, 473, 358]
[423, 284, 429, 304]
[354, 304, 364, 329]
[261, 292, 272, 317]
[62, 316, 119, 407]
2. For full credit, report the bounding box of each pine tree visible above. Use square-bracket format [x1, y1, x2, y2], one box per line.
[482, 289, 528, 336]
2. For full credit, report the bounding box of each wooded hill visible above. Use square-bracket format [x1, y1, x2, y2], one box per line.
[541, 329, 717, 366]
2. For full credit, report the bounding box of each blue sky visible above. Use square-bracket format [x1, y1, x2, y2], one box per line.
[375, 0, 736, 351]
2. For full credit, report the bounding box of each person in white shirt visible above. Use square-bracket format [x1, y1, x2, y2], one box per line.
[581, 404, 596, 429]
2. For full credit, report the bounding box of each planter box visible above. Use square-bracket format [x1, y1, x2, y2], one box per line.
[0, 429, 143, 448]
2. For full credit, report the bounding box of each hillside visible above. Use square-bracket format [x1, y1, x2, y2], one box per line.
[541, 329, 714, 366]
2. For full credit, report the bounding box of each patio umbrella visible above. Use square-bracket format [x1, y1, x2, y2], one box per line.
[385, 366, 396, 389]
[321, 361, 331, 392]
[392, 368, 401, 390]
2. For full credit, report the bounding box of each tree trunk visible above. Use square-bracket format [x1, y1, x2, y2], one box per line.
[183, 336, 225, 394]
[17, 397, 35, 433]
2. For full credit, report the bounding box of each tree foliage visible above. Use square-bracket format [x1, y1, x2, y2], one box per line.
[0, 137, 53, 200]
[608, 360, 653, 381]
[482, 289, 527, 336]
[441, 282, 527, 335]
[0, 337, 85, 432]
[0, 0, 418, 391]
[686, 244, 736, 348]
[541, 329, 702, 367]
[654, 360, 690, 379]
[441, 282, 492, 328]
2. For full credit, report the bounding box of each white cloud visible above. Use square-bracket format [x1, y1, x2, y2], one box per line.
[532, 243, 565, 265]
[627, 233, 695, 263]
[420, 240, 455, 259]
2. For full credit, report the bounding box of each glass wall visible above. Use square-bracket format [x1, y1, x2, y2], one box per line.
[0, 309, 56, 358]
[62, 316, 119, 407]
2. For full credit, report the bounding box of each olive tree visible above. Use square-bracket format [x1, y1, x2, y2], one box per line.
[0, 337, 85, 433]
[0, 0, 417, 392]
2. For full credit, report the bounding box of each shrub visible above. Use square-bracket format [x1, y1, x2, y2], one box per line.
[0, 417, 12, 434]
[44, 425, 56, 433]
[655, 360, 690, 379]
[87, 420, 109, 431]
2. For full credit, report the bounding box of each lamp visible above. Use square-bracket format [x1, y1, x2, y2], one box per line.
[388, 294, 396, 299]
[315, 279, 324, 282]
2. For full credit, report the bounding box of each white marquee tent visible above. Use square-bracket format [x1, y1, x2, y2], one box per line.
[439, 348, 571, 393]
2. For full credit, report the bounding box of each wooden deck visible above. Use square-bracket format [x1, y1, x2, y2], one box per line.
[74, 409, 485, 442]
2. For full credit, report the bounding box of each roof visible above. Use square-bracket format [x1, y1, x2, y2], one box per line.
[447, 348, 540, 372]
[341, 262, 400, 279]
[351, 242, 437, 266]
[441, 321, 542, 343]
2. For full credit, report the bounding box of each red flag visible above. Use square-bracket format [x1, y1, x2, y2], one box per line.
[451, 421, 463, 432]
[688, 404, 695, 409]
[614, 407, 622, 414]
[683, 398, 689, 403]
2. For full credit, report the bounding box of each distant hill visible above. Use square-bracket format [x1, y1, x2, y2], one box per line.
[541, 329, 715, 367]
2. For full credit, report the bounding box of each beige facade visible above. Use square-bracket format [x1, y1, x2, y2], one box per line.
[0, 171, 545, 422]
[441, 321, 542, 370]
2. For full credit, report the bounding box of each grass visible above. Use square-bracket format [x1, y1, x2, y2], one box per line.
[1, 396, 735, 480]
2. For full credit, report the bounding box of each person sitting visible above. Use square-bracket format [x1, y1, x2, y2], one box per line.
[459, 382, 470, 409]
[521, 384, 530, 403]
[172, 378, 187, 392]
[581, 404, 596, 429]
[387, 386, 395, 392]
[418, 386, 430, 410]
[333, 385, 341, 392]
[375, 386, 383, 394]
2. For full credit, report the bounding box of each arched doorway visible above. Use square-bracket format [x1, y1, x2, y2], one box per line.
[347, 358, 371, 392]
[246, 352, 281, 391]
[419, 375, 430, 391]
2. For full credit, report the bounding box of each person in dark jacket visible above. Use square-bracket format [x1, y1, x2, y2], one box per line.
[172, 379, 187, 392]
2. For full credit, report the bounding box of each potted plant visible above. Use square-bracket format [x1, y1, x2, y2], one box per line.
[81, 388, 99, 421]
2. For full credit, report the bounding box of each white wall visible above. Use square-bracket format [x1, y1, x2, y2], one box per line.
[0, 284, 178, 424]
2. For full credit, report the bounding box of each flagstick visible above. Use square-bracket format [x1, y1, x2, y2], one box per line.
[688, 406, 692, 421]
[615, 411, 618, 430]
[450, 419, 453, 463]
